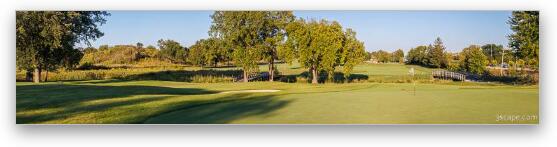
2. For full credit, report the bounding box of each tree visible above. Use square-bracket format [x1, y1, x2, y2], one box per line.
[426, 37, 448, 68]
[158, 39, 187, 64]
[480, 44, 503, 65]
[392, 49, 405, 63]
[16, 11, 109, 83]
[203, 38, 226, 67]
[508, 11, 539, 69]
[339, 28, 366, 81]
[188, 39, 207, 67]
[459, 45, 488, 75]
[187, 38, 225, 67]
[260, 12, 295, 81]
[280, 19, 357, 84]
[210, 11, 294, 82]
[209, 11, 268, 82]
[406, 45, 428, 66]
[371, 50, 391, 63]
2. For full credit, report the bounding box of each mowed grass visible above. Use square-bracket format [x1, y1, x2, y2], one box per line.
[16, 80, 538, 124]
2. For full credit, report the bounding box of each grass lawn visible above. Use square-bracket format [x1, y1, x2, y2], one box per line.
[16, 80, 538, 124]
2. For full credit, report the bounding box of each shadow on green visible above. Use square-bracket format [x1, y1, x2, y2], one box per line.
[143, 93, 291, 124]
[17, 83, 291, 124]
[16, 84, 216, 123]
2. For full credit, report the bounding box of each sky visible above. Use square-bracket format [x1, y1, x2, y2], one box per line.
[83, 11, 513, 52]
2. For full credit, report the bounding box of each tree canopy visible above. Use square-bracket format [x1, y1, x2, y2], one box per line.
[16, 11, 109, 83]
[459, 45, 488, 75]
[280, 19, 364, 84]
[508, 11, 539, 69]
[426, 37, 448, 68]
[158, 39, 187, 64]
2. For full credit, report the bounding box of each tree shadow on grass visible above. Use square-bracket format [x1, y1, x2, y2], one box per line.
[17, 95, 174, 124]
[142, 93, 291, 124]
[17, 84, 292, 124]
[16, 84, 217, 123]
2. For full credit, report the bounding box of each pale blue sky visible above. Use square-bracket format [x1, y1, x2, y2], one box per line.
[83, 11, 512, 52]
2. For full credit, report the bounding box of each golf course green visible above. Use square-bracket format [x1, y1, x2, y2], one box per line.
[16, 79, 538, 124]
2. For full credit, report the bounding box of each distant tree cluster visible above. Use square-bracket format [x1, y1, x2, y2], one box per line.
[187, 38, 230, 67]
[406, 37, 448, 68]
[481, 44, 504, 66]
[368, 49, 404, 63]
[158, 39, 187, 64]
[458, 45, 488, 75]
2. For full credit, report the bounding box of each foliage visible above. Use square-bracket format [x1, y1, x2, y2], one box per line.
[16, 11, 109, 83]
[210, 11, 267, 82]
[458, 45, 488, 75]
[339, 28, 366, 79]
[280, 19, 348, 84]
[370, 50, 392, 63]
[406, 45, 429, 65]
[392, 49, 405, 63]
[80, 45, 147, 65]
[481, 44, 503, 65]
[188, 38, 229, 67]
[158, 39, 187, 64]
[426, 37, 448, 68]
[508, 11, 539, 69]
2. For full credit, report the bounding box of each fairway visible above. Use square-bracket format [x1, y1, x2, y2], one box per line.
[16, 80, 538, 124]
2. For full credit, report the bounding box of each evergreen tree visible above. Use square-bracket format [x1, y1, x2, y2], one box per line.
[508, 11, 539, 69]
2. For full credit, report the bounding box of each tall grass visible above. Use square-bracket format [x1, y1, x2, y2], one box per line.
[16, 68, 240, 83]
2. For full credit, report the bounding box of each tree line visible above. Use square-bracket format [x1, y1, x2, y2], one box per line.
[15, 11, 538, 83]
[365, 49, 404, 63]
[16, 11, 366, 84]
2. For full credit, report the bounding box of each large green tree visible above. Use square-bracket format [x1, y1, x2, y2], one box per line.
[209, 11, 294, 82]
[280, 19, 362, 84]
[209, 11, 266, 82]
[508, 11, 539, 69]
[260, 11, 295, 81]
[459, 45, 488, 75]
[16, 11, 108, 83]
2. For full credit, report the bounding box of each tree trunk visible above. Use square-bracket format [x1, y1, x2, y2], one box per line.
[45, 69, 48, 82]
[269, 59, 274, 82]
[243, 70, 248, 83]
[33, 67, 41, 83]
[25, 70, 33, 82]
[328, 70, 334, 83]
[311, 65, 318, 84]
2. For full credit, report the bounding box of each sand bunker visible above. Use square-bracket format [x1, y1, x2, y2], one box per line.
[220, 90, 281, 94]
